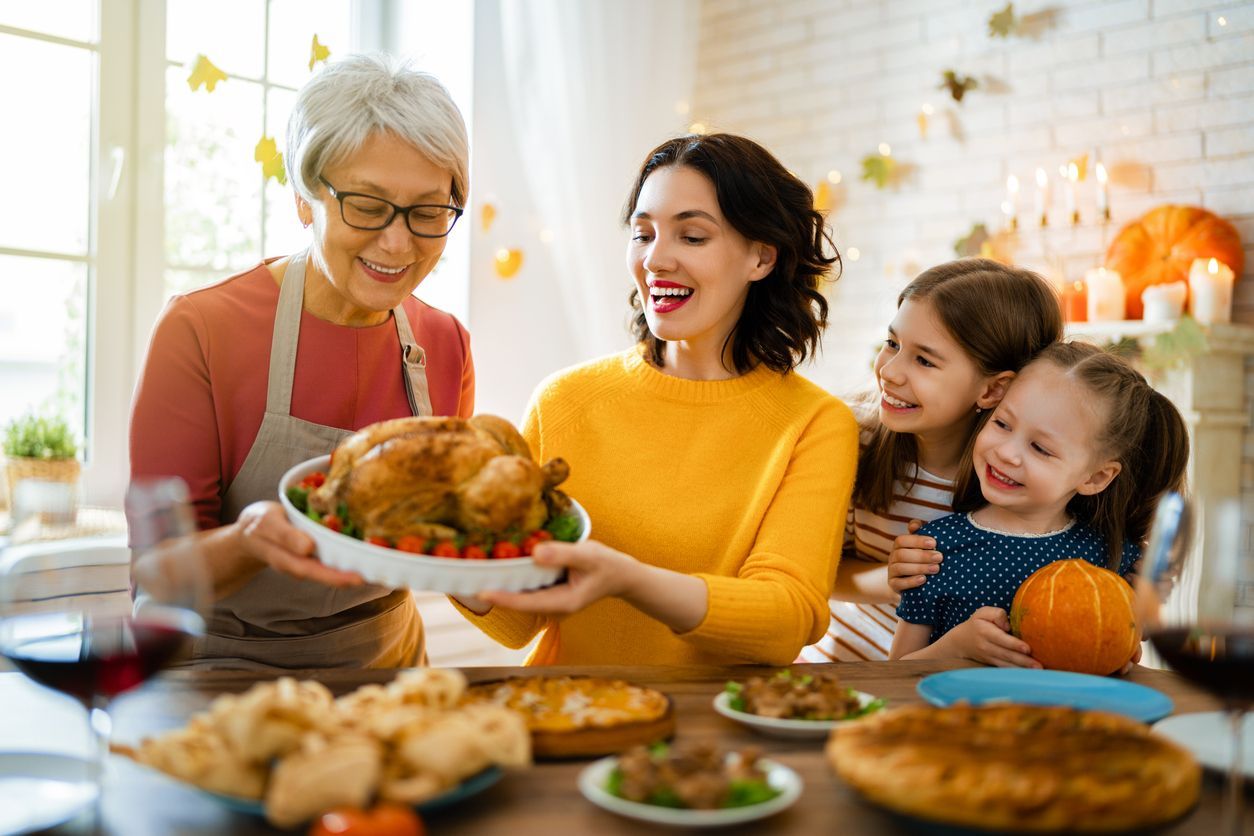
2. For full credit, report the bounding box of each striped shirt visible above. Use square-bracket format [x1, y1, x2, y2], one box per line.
[799, 466, 954, 662]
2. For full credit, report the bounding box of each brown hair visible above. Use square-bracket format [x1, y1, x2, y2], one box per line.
[622, 133, 839, 375]
[954, 341, 1189, 568]
[855, 258, 1063, 515]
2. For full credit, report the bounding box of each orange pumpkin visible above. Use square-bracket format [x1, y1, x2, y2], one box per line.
[1105, 204, 1244, 319]
[1009, 559, 1138, 676]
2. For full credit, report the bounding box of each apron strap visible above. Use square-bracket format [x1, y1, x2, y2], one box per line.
[393, 301, 433, 417]
[264, 252, 309, 416]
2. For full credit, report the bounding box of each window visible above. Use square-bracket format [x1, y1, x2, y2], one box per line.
[0, 7, 99, 461]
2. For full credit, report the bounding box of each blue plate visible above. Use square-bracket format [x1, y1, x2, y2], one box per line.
[916, 668, 1173, 723]
[197, 766, 502, 818]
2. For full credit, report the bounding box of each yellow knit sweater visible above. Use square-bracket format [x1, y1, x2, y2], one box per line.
[457, 347, 857, 666]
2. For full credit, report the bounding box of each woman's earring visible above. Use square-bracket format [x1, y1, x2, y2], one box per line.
[975, 406, 984, 413]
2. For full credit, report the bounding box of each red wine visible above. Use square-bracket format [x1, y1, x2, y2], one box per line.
[1, 610, 200, 703]
[1150, 625, 1254, 705]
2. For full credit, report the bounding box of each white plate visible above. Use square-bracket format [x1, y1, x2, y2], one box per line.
[577, 754, 801, 827]
[0, 753, 97, 836]
[1153, 711, 1254, 778]
[279, 455, 590, 595]
[712, 690, 881, 739]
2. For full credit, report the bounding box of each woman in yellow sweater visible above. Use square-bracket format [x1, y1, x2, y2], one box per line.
[456, 133, 857, 666]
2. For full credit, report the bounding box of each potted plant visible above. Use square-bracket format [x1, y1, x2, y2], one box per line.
[3, 412, 80, 514]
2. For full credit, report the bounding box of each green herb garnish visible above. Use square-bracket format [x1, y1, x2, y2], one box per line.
[725, 779, 780, 808]
[286, 486, 309, 512]
[544, 512, 583, 542]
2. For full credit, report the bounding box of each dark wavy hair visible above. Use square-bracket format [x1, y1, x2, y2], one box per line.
[621, 133, 839, 375]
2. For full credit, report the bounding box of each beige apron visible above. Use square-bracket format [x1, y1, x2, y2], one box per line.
[193, 251, 432, 670]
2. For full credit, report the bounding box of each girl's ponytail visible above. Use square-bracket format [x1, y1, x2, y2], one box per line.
[1033, 343, 1190, 567]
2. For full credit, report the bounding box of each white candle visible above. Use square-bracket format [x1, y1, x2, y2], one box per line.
[1086, 267, 1125, 321]
[1095, 163, 1109, 220]
[1141, 281, 1186, 323]
[1065, 162, 1079, 225]
[1188, 257, 1235, 324]
[1034, 168, 1049, 227]
[1005, 175, 1019, 229]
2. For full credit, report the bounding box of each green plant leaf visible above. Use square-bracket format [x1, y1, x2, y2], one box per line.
[1141, 315, 1208, 371]
[953, 222, 990, 257]
[3, 412, 78, 459]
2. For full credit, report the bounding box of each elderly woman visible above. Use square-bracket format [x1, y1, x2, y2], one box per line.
[128, 54, 472, 669]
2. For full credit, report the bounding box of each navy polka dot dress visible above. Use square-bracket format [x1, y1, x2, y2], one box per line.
[896, 512, 1140, 643]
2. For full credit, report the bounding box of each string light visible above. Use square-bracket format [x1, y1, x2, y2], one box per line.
[827, 170, 843, 184]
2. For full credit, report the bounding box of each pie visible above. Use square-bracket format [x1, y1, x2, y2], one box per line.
[826, 703, 1200, 832]
[461, 676, 674, 758]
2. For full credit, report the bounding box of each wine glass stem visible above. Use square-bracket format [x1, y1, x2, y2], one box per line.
[89, 696, 111, 833]
[1224, 708, 1246, 836]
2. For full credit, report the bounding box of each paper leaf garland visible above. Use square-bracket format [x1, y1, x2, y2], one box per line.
[813, 181, 832, 212]
[988, 3, 1018, 37]
[860, 153, 898, 189]
[188, 54, 228, 93]
[309, 34, 331, 71]
[938, 70, 978, 103]
[254, 135, 287, 185]
[494, 248, 523, 279]
[954, 223, 990, 257]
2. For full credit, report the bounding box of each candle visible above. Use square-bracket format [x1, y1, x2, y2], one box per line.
[1064, 162, 1080, 225]
[1095, 162, 1110, 221]
[1034, 168, 1049, 227]
[1188, 257, 1235, 324]
[1086, 267, 1125, 321]
[1141, 281, 1186, 323]
[1004, 174, 1019, 230]
[1060, 279, 1088, 322]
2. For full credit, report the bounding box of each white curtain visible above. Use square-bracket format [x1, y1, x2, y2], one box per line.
[495, 0, 700, 358]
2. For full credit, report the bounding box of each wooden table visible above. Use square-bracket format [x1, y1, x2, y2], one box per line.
[39, 660, 1254, 833]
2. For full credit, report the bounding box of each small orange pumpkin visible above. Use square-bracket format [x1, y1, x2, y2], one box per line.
[1009, 559, 1138, 676]
[1105, 204, 1244, 319]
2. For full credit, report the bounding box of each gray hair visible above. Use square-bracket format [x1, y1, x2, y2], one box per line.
[285, 53, 469, 206]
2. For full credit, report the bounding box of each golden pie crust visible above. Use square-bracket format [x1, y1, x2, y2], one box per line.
[462, 676, 674, 758]
[827, 703, 1200, 832]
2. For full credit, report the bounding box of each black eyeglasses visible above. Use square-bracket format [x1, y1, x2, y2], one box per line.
[318, 176, 463, 238]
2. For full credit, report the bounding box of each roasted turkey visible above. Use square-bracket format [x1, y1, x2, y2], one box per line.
[308, 415, 570, 542]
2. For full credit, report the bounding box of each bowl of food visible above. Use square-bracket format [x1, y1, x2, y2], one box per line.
[278, 415, 590, 594]
[713, 670, 884, 739]
[577, 742, 801, 827]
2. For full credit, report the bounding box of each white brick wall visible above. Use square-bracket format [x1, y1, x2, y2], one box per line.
[693, 0, 1254, 595]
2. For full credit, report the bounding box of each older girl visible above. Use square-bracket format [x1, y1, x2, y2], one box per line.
[456, 133, 857, 666]
[891, 342, 1188, 665]
[801, 259, 1062, 662]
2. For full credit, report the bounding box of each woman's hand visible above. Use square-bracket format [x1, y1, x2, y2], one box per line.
[477, 540, 709, 633]
[477, 540, 638, 615]
[887, 519, 943, 594]
[233, 501, 364, 587]
[937, 607, 1041, 668]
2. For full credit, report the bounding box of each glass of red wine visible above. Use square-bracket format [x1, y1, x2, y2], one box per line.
[1140, 493, 1253, 836]
[0, 476, 207, 824]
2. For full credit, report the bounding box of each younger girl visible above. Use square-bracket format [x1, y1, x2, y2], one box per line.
[800, 259, 1062, 662]
[890, 342, 1189, 665]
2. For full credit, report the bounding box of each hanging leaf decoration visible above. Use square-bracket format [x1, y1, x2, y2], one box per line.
[988, 3, 1018, 38]
[953, 223, 990, 257]
[481, 202, 497, 232]
[938, 70, 978, 103]
[309, 34, 331, 71]
[916, 110, 930, 139]
[860, 153, 898, 190]
[813, 181, 832, 212]
[188, 54, 228, 93]
[494, 248, 524, 279]
[254, 135, 287, 185]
